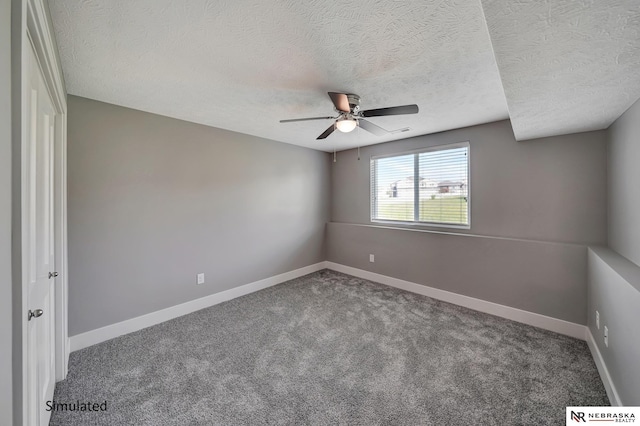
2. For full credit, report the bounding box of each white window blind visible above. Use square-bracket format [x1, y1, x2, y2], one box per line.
[371, 143, 469, 227]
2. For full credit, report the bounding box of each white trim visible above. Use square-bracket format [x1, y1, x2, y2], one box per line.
[325, 262, 586, 340]
[370, 219, 471, 231]
[73, 260, 588, 350]
[585, 327, 622, 406]
[70, 262, 326, 352]
[370, 141, 471, 230]
[25, 0, 66, 114]
[69, 260, 616, 407]
[20, 0, 68, 423]
[53, 112, 68, 380]
[24, 0, 69, 382]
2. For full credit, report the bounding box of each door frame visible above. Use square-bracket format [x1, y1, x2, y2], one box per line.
[19, 0, 68, 421]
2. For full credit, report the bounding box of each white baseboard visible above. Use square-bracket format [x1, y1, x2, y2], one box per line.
[325, 263, 620, 406]
[70, 259, 615, 406]
[70, 262, 326, 352]
[324, 262, 587, 340]
[585, 328, 621, 406]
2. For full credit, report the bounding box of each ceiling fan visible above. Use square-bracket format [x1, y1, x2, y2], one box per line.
[280, 92, 419, 140]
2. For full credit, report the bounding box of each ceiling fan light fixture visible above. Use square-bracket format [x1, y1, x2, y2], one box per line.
[279, 92, 418, 140]
[336, 117, 357, 133]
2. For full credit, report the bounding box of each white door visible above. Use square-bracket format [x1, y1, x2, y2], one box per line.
[25, 40, 57, 426]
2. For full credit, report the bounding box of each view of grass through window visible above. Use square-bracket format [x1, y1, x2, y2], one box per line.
[371, 144, 469, 226]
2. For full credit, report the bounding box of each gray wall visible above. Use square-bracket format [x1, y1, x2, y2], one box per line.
[608, 98, 640, 267]
[332, 120, 607, 244]
[329, 120, 607, 324]
[1, 0, 13, 422]
[67, 96, 330, 336]
[587, 247, 640, 405]
[585, 98, 640, 406]
[328, 223, 588, 323]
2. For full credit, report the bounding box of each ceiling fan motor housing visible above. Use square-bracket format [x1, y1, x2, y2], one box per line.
[346, 94, 361, 112]
[279, 91, 418, 140]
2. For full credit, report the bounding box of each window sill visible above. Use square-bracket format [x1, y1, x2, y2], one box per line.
[370, 219, 471, 231]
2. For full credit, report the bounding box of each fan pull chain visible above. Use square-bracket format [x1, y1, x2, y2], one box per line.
[333, 148, 337, 163]
[356, 123, 361, 160]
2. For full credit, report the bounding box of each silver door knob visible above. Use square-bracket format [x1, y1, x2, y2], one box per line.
[49, 272, 58, 279]
[28, 309, 44, 321]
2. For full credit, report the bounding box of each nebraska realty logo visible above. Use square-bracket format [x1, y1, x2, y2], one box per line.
[566, 407, 639, 424]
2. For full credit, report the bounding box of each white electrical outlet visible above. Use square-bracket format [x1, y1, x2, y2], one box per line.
[596, 311, 600, 329]
[197, 273, 205, 285]
[369, 254, 375, 263]
[604, 326, 608, 347]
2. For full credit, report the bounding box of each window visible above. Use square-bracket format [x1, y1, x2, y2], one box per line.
[370, 142, 470, 227]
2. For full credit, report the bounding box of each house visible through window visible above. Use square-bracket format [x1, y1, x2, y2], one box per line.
[370, 142, 470, 227]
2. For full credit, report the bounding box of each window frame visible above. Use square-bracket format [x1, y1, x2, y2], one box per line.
[370, 141, 471, 230]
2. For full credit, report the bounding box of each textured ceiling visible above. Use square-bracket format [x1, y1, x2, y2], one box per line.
[49, 0, 509, 152]
[481, 0, 640, 141]
[49, 0, 640, 150]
